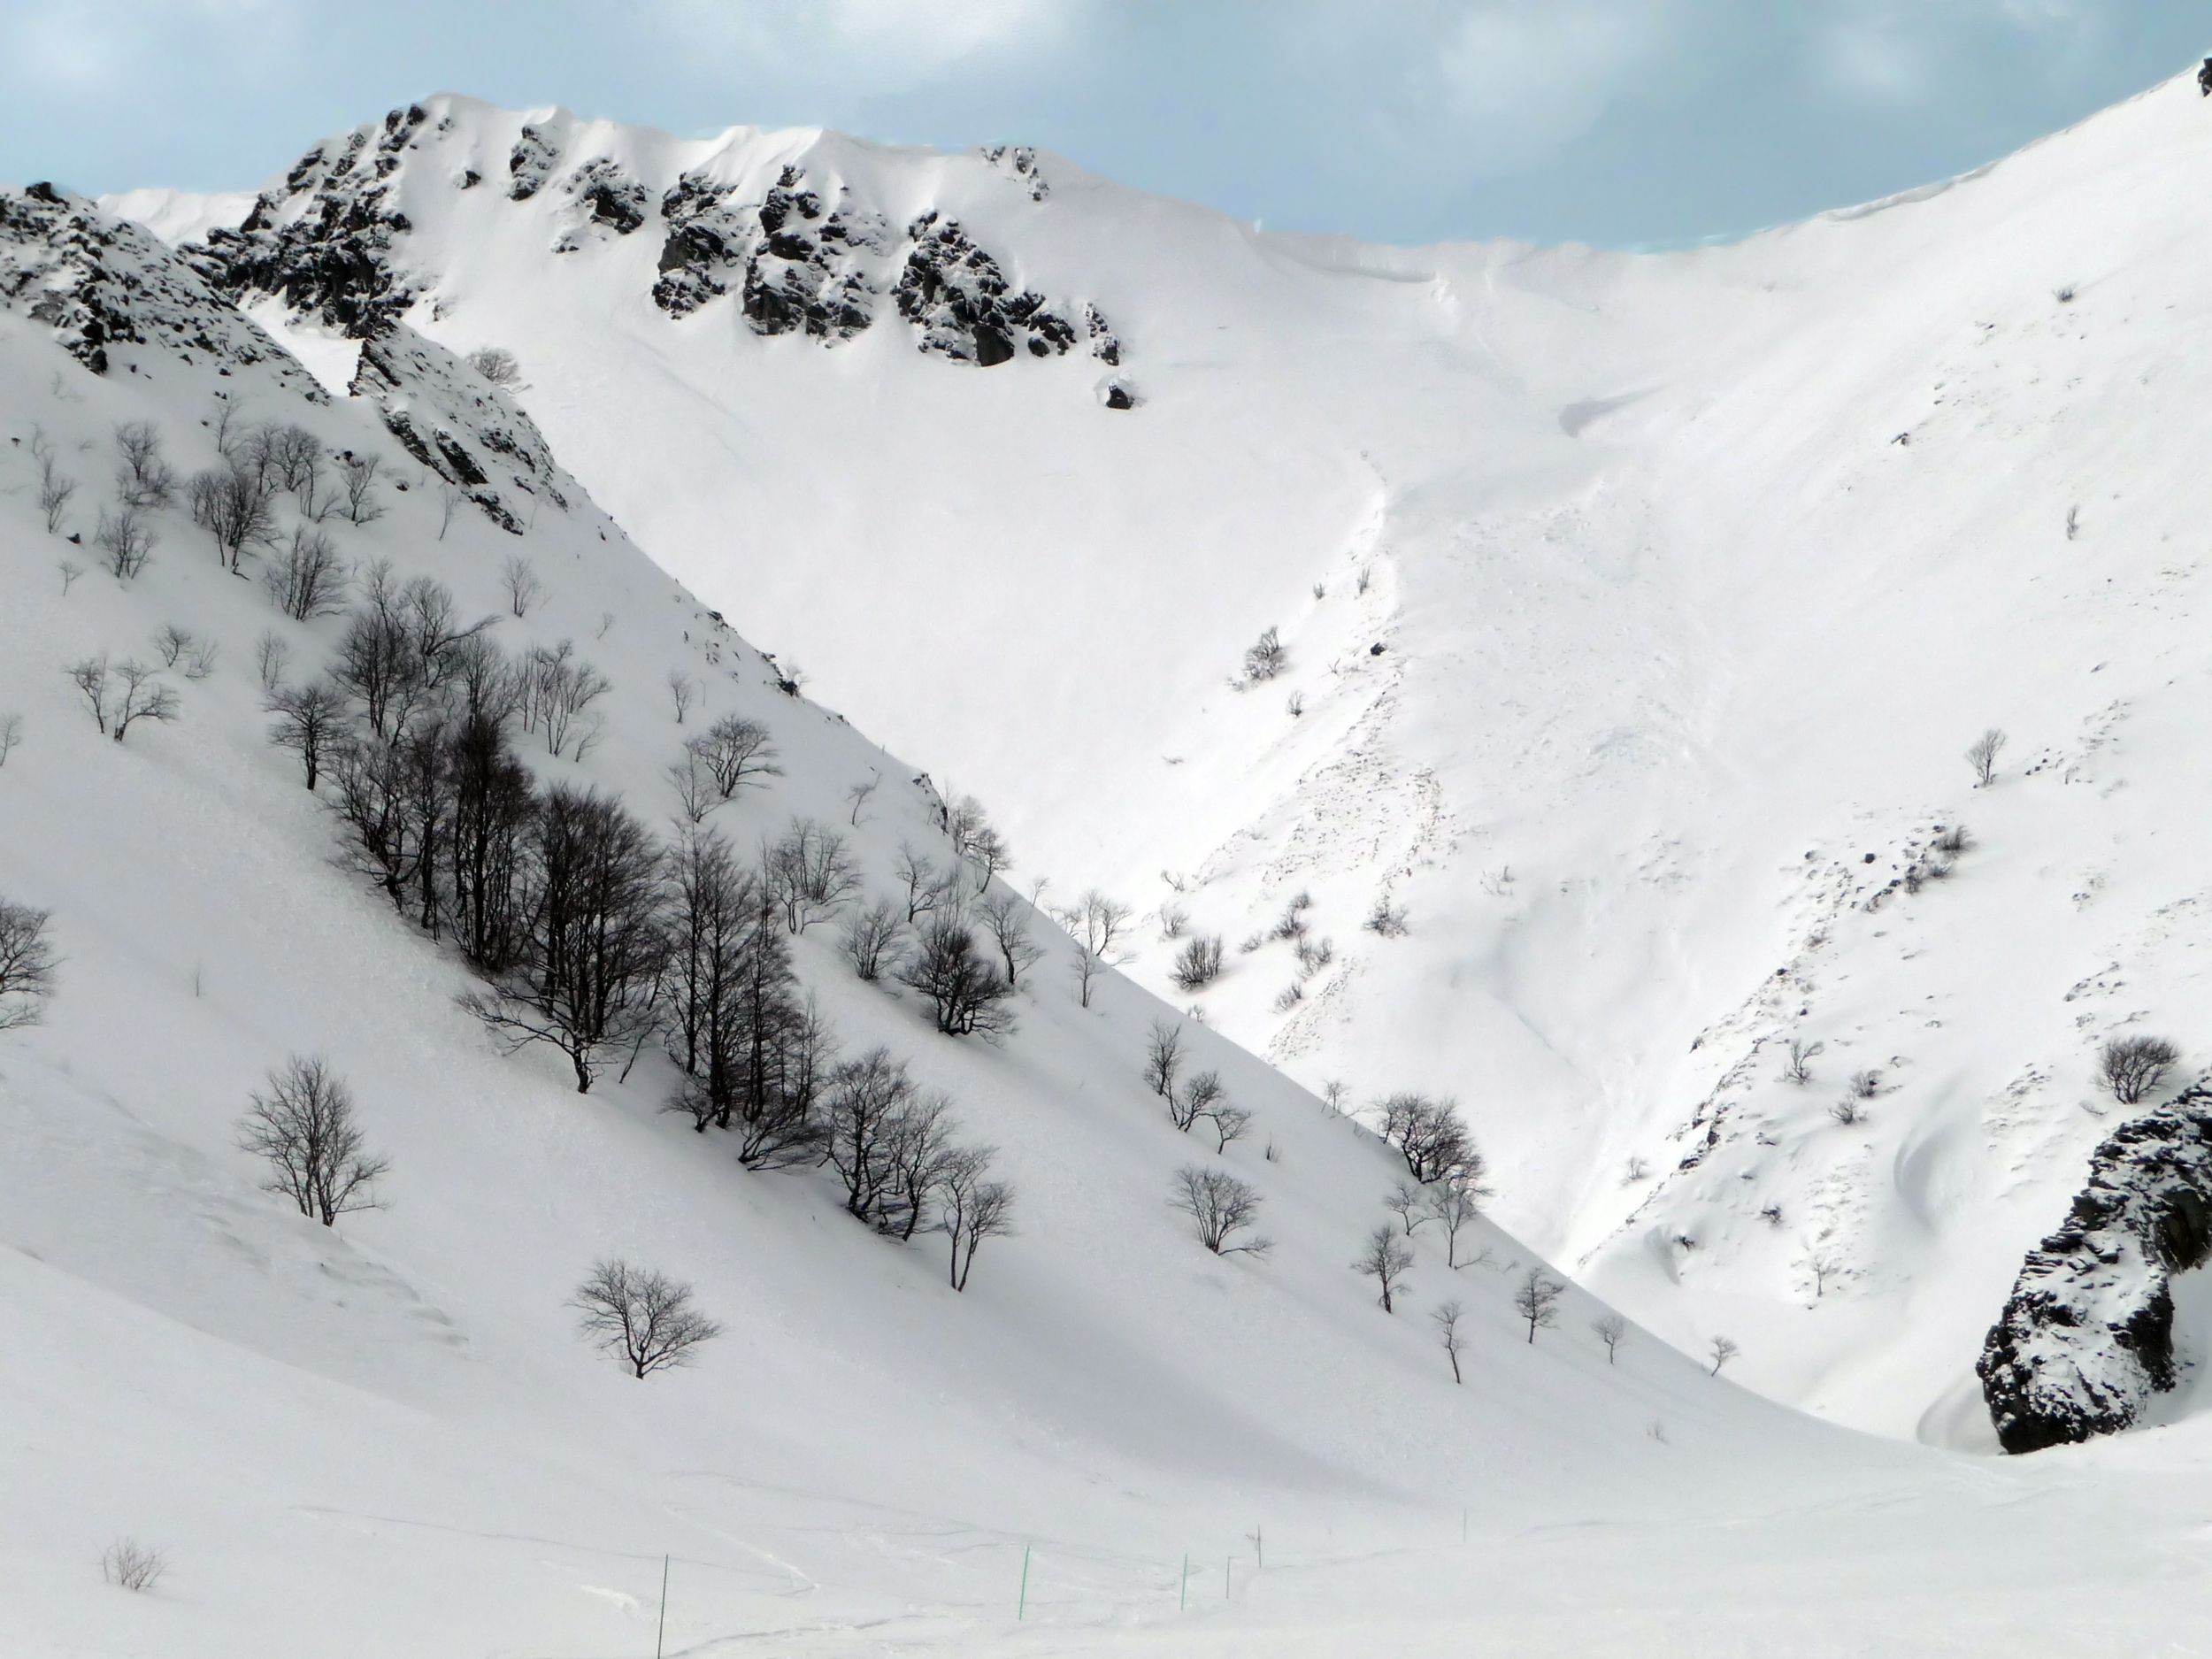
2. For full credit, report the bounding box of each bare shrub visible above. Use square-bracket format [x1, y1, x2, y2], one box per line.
[2101, 1033, 2180, 1105]
[113, 420, 176, 510]
[66, 655, 176, 742]
[94, 505, 155, 580]
[1363, 894, 1409, 937]
[687, 714, 780, 799]
[263, 526, 348, 619]
[667, 669, 697, 724]
[1270, 890, 1312, 942]
[1243, 626, 1286, 681]
[1513, 1266, 1563, 1343]
[838, 897, 907, 982]
[1144, 1018, 1184, 1102]
[522, 640, 611, 759]
[1171, 933, 1223, 992]
[470, 344, 522, 385]
[1828, 1099, 1863, 1126]
[1379, 1093, 1479, 1185]
[188, 460, 279, 571]
[1158, 902, 1188, 940]
[1171, 1165, 1271, 1256]
[1782, 1037, 1824, 1085]
[103, 1538, 165, 1592]
[236, 1056, 388, 1225]
[899, 917, 1016, 1037]
[765, 818, 860, 932]
[572, 1260, 722, 1379]
[1849, 1068, 1881, 1099]
[1384, 1179, 1427, 1236]
[32, 428, 74, 532]
[1058, 888, 1133, 1009]
[935, 1147, 1014, 1291]
[0, 899, 58, 1031]
[1432, 1299, 1468, 1382]
[1966, 727, 2007, 787]
[1171, 1069, 1223, 1134]
[1932, 823, 1971, 855]
[1354, 1224, 1413, 1310]
[502, 554, 545, 617]
[1210, 1102, 1252, 1153]
[1709, 1334, 1740, 1375]
[265, 680, 347, 790]
[336, 451, 384, 524]
[0, 713, 19, 769]
[977, 887, 1042, 987]
[1423, 1168, 1492, 1266]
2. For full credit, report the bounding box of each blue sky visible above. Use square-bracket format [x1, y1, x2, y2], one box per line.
[7, 1, 2208, 248]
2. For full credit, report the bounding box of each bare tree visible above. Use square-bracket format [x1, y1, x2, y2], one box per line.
[935, 1147, 1015, 1291]
[1209, 1102, 1252, 1153]
[1144, 1018, 1185, 1102]
[114, 420, 176, 510]
[1385, 1179, 1428, 1237]
[522, 640, 611, 759]
[470, 344, 522, 385]
[1966, 726, 2008, 787]
[188, 461, 279, 572]
[977, 887, 1042, 987]
[899, 917, 1016, 1037]
[2101, 1033, 2180, 1104]
[1782, 1037, 1824, 1086]
[1806, 1248, 1841, 1301]
[336, 451, 384, 524]
[1432, 1299, 1468, 1383]
[103, 1539, 165, 1592]
[837, 897, 907, 982]
[1422, 1173, 1489, 1267]
[895, 844, 950, 923]
[437, 479, 465, 539]
[1060, 888, 1133, 1009]
[111, 660, 179, 741]
[94, 506, 156, 580]
[687, 715, 781, 799]
[502, 554, 545, 617]
[1364, 894, 1409, 937]
[765, 818, 860, 932]
[1243, 626, 1286, 681]
[667, 669, 697, 724]
[1171, 1069, 1223, 1133]
[1709, 1334, 1740, 1375]
[571, 1260, 723, 1379]
[33, 427, 75, 533]
[1355, 1224, 1413, 1311]
[0, 713, 19, 769]
[822, 1048, 949, 1234]
[666, 753, 716, 824]
[58, 559, 83, 595]
[262, 526, 348, 619]
[236, 1056, 388, 1225]
[254, 631, 292, 695]
[844, 772, 879, 826]
[0, 900, 58, 1031]
[66, 654, 112, 733]
[1170, 1165, 1271, 1256]
[1171, 934, 1223, 992]
[265, 680, 347, 790]
[1379, 1094, 1480, 1185]
[1592, 1312, 1628, 1364]
[1512, 1266, 1563, 1343]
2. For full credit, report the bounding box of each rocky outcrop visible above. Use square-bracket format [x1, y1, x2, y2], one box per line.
[1978, 1083, 2212, 1452]
[0, 183, 321, 395]
[651, 165, 883, 342]
[893, 212, 1075, 365]
[507, 124, 560, 201]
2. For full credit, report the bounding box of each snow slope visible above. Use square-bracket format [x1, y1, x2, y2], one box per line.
[108, 71, 2212, 1442]
[0, 180, 1936, 1656]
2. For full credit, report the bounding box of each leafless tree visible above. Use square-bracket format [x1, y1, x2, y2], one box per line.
[95, 506, 156, 580]
[1158, 901, 1188, 941]
[522, 640, 611, 759]
[1783, 1037, 1824, 1085]
[1385, 1179, 1428, 1237]
[895, 844, 951, 924]
[571, 1260, 723, 1379]
[436, 478, 465, 538]
[1209, 1102, 1252, 1153]
[1144, 1018, 1185, 1102]
[1364, 893, 1409, 937]
[935, 1146, 1014, 1291]
[265, 680, 347, 790]
[1379, 1093, 1480, 1185]
[1172, 1069, 1223, 1133]
[254, 629, 291, 694]
[823, 1048, 949, 1233]
[838, 898, 907, 982]
[502, 554, 545, 617]
[258, 423, 324, 503]
[1432, 1298, 1468, 1383]
[666, 753, 716, 824]
[0, 900, 58, 1031]
[67, 656, 176, 742]
[1171, 934, 1223, 992]
[188, 461, 279, 572]
[1592, 1312, 1628, 1364]
[977, 887, 1042, 987]
[765, 818, 860, 932]
[1806, 1248, 1841, 1301]
[0, 713, 19, 770]
[1709, 1334, 1740, 1375]
[236, 1056, 388, 1225]
[687, 714, 780, 799]
[113, 420, 176, 510]
[58, 559, 83, 595]
[1422, 1172, 1489, 1267]
[1060, 888, 1133, 1008]
[262, 526, 348, 619]
[1512, 1266, 1563, 1343]
[844, 772, 879, 826]
[32, 427, 75, 533]
[336, 451, 384, 524]
[1243, 626, 1286, 681]
[1271, 890, 1313, 942]
[103, 1538, 165, 1592]
[1170, 1165, 1271, 1256]
[1966, 726, 2007, 787]
[1355, 1224, 1413, 1311]
[900, 917, 1016, 1037]
[666, 669, 697, 725]
[2101, 1033, 2180, 1104]
[469, 344, 521, 385]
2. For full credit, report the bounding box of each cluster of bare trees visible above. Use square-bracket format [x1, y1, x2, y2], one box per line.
[0, 899, 58, 1031]
[1145, 1018, 1252, 1150]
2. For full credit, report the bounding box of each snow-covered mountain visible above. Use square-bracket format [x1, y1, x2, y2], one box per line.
[105, 75, 2212, 1451]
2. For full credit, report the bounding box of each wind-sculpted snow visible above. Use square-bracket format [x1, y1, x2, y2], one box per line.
[1978, 1085, 2212, 1453]
[0, 183, 319, 395]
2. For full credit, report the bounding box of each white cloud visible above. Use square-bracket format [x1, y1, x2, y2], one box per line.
[650, 0, 1075, 96]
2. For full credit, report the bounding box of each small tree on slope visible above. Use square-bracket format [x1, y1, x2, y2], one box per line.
[571, 1261, 723, 1379]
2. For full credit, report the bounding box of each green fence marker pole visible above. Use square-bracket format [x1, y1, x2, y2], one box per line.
[656, 1555, 669, 1659]
[1018, 1545, 1031, 1620]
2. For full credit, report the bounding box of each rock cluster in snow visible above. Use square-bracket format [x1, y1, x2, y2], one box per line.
[0, 182, 323, 395]
[1978, 1085, 2212, 1452]
[893, 211, 1077, 366]
[653, 165, 884, 342]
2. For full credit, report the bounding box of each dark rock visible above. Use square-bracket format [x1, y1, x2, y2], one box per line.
[1103, 382, 1136, 411]
[508, 125, 560, 201]
[893, 212, 1072, 365]
[1979, 1086, 2212, 1452]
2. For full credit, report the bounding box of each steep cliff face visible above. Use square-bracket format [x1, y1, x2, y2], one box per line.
[1979, 1086, 2212, 1452]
